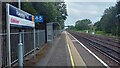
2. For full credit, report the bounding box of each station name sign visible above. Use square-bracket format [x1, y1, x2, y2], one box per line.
[7, 4, 35, 28]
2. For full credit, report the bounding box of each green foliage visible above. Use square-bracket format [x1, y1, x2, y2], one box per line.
[55, 2, 68, 29]
[55, 2, 68, 21]
[116, 1, 120, 36]
[94, 2, 120, 36]
[66, 25, 76, 30]
[94, 21, 102, 31]
[32, 2, 58, 22]
[31, 2, 68, 29]
[21, 2, 37, 15]
[101, 7, 117, 34]
[75, 19, 92, 30]
[95, 31, 106, 35]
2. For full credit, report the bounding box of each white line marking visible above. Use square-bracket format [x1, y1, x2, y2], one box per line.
[67, 32, 110, 68]
[71, 40, 77, 42]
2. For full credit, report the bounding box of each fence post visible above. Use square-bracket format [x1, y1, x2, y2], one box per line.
[18, 30, 23, 67]
[38, 30, 39, 46]
[22, 30, 24, 55]
[6, 4, 11, 67]
[45, 22, 47, 43]
[33, 28, 36, 59]
[0, 1, 2, 67]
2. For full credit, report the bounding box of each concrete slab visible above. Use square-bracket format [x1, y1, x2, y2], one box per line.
[35, 31, 71, 66]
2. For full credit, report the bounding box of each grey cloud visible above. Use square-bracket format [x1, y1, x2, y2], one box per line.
[65, 0, 116, 2]
[65, 2, 116, 26]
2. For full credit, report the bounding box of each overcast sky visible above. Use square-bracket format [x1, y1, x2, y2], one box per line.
[64, 0, 117, 26]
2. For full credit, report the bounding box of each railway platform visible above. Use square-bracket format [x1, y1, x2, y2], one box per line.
[35, 31, 86, 67]
[28, 31, 107, 67]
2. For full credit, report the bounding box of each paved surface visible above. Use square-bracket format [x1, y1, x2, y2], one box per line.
[35, 32, 71, 66]
[35, 31, 106, 67]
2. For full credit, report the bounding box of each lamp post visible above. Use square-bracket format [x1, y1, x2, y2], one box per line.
[18, 0, 23, 67]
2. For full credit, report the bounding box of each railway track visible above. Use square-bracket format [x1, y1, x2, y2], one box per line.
[69, 31, 120, 66]
[78, 32, 120, 48]
[76, 32, 120, 54]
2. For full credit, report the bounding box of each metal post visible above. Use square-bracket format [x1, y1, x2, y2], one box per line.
[18, 30, 23, 67]
[18, 0, 23, 67]
[45, 22, 47, 43]
[6, 4, 11, 67]
[0, 2, 2, 67]
[18, 0, 21, 9]
[33, 28, 36, 59]
[22, 30, 25, 55]
[59, 23, 61, 35]
[38, 30, 39, 46]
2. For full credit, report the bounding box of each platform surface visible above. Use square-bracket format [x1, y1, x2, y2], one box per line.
[35, 31, 104, 67]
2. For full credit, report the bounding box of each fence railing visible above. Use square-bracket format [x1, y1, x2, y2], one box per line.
[1, 29, 61, 67]
[1, 30, 45, 67]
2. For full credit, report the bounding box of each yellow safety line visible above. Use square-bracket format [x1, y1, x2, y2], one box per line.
[65, 32, 75, 68]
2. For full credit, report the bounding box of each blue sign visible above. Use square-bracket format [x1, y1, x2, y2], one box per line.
[7, 4, 35, 28]
[34, 16, 43, 22]
[9, 4, 32, 21]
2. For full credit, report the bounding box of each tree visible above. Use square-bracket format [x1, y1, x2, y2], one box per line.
[116, 1, 120, 36]
[94, 3, 119, 36]
[55, 2, 68, 29]
[75, 19, 92, 30]
[32, 2, 58, 23]
[66, 25, 76, 30]
[94, 21, 102, 31]
[32, 2, 68, 29]
[21, 2, 37, 15]
[101, 7, 117, 34]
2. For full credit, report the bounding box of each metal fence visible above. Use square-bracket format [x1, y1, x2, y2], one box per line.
[53, 30, 61, 38]
[1, 30, 45, 67]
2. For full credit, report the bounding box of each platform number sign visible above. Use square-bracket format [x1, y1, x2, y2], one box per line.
[34, 16, 43, 22]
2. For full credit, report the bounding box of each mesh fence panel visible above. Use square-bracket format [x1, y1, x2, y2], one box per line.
[1, 30, 45, 67]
